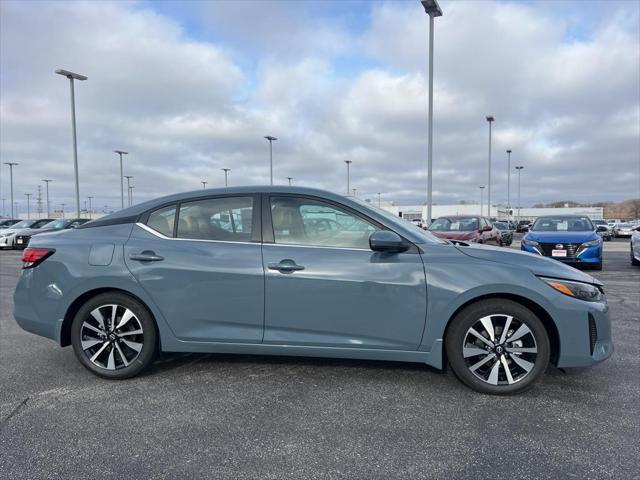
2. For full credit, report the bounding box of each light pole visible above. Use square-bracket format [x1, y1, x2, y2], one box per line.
[344, 160, 352, 195]
[222, 168, 230, 187]
[25, 193, 32, 219]
[129, 186, 135, 205]
[113, 150, 128, 209]
[421, 0, 443, 225]
[287, 177, 293, 186]
[55, 69, 87, 217]
[352, 188, 357, 197]
[60, 203, 65, 219]
[515, 166, 524, 224]
[201, 181, 208, 189]
[377, 192, 381, 207]
[42, 179, 52, 217]
[264, 135, 277, 185]
[4, 162, 18, 218]
[486, 115, 494, 219]
[479, 186, 485, 216]
[124, 176, 134, 207]
[506, 149, 512, 225]
[88, 196, 93, 217]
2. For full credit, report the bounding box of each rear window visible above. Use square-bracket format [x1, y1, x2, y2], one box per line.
[146, 205, 177, 237]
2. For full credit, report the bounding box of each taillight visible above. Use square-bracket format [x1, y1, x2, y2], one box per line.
[21, 248, 55, 269]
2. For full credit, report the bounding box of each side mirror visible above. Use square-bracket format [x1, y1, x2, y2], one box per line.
[596, 226, 607, 232]
[369, 230, 409, 253]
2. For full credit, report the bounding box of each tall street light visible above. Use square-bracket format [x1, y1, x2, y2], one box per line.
[4, 162, 18, 218]
[287, 177, 293, 186]
[377, 192, 381, 207]
[506, 149, 512, 225]
[486, 115, 495, 219]
[479, 186, 485, 216]
[201, 180, 208, 189]
[60, 203, 65, 219]
[55, 69, 87, 217]
[88, 196, 93, 217]
[264, 136, 277, 185]
[352, 188, 357, 197]
[515, 166, 524, 223]
[344, 160, 352, 195]
[222, 168, 230, 187]
[42, 179, 52, 217]
[114, 150, 128, 209]
[124, 176, 134, 207]
[421, 0, 443, 225]
[25, 193, 32, 219]
[129, 186, 135, 205]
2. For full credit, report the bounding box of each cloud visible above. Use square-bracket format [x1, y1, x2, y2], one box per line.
[0, 0, 638, 216]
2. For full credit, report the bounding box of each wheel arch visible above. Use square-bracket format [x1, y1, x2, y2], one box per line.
[60, 287, 159, 348]
[442, 293, 560, 368]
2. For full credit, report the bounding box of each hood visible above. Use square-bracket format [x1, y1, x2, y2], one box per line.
[524, 231, 598, 243]
[457, 243, 601, 286]
[431, 231, 478, 240]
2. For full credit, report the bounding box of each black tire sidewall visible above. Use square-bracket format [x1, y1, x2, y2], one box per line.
[446, 299, 550, 395]
[71, 292, 158, 379]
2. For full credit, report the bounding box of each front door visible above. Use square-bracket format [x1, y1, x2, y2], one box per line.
[262, 195, 427, 350]
[125, 195, 264, 343]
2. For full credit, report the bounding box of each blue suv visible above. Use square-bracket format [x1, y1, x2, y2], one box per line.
[522, 215, 603, 270]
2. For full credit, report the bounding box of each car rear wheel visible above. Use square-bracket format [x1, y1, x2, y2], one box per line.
[71, 292, 157, 379]
[446, 299, 550, 395]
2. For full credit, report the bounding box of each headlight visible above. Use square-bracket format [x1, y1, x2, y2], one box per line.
[581, 239, 601, 247]
[522, 238, 539, 247]
[540, 277, 604, 302]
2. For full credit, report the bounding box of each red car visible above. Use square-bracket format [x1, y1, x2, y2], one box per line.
[428, 216, 502, 245]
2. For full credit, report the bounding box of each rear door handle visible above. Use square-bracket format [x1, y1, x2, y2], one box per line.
[129, 251, 164, 262]
[268, 259, 305, 273]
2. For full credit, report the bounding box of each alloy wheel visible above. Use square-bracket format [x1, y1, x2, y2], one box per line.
[462, 314, 538, 386]
[80, 304, 144, 370]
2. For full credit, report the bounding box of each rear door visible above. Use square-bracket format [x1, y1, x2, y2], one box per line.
[125, 195, 264, 343]
[261, 195, 427, 350]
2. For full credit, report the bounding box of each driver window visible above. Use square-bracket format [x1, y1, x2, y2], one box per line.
[270, 197, 377, 249]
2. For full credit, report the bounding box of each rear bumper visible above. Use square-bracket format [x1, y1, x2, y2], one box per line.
[13, 270, 61, 343]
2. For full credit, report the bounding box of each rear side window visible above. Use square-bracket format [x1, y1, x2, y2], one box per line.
[177, 196, 253, 242]
[146, 204, 177, 237]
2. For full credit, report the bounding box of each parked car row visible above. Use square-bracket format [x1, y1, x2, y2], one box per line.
[0, 218, 90, 249]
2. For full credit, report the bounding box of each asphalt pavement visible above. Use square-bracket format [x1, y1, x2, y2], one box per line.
[1, 237, 638, 479]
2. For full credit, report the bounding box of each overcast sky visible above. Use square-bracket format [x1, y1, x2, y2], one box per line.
[1, 0, 639, 214]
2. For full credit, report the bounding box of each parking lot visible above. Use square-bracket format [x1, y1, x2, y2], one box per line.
[1, 237, 638, 479]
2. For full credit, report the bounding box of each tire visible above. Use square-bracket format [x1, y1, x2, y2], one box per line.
[445, 299, 550, 395]
[71, 292, 158, 379]
[592, 262, 603, 271]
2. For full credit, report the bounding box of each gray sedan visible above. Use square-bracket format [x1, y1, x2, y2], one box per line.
[14, 187, 612, 394]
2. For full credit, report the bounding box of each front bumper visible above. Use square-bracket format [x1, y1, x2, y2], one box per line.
[0, 234, 15, 248]
[521, 243, 602, 265]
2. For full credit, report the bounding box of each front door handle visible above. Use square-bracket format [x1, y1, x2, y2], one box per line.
[129, 251, 164, 262]
[268, 259, 305, 273]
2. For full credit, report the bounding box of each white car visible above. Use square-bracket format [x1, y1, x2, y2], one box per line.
[0, 218, 53, 249]
[631, 227, 640, 266]
[613, 223, 634, 238]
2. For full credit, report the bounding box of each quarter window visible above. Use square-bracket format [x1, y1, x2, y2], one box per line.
[270, 197, 377, 249]
[146, 204, 177, 237]
[177, 197, 253, 241]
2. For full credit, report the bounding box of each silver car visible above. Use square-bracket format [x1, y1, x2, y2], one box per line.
[631, 227, 640, 266]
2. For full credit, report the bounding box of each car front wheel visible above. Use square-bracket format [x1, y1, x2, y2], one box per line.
[71, 292, 158, 379]
[446, 299, 550, 395]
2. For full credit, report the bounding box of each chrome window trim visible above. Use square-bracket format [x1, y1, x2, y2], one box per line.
[136, 222, 258, 246]
[137, 222, 374, 252]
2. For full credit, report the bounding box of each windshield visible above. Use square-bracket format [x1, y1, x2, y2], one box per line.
[41, 219, 70, 229]
[592, 220, 607, 225]
[350, 198, 446, 244]
[430, 217, 479, 231]
[617, 223, 631, 228]
[531, 216, 594, 232]
[493, 223, 508, 230]
[9, 219, 38, 229]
